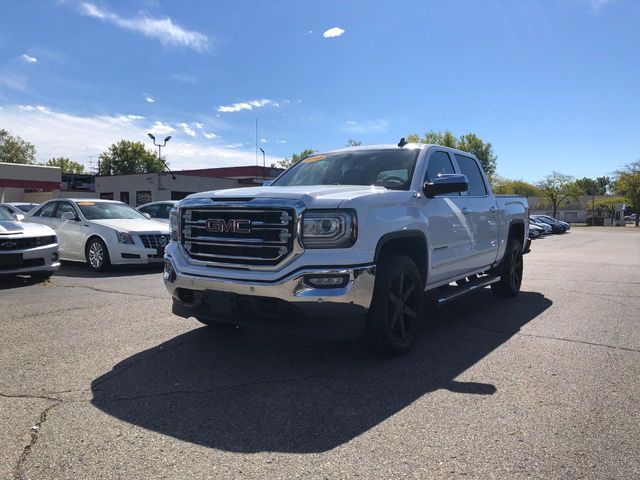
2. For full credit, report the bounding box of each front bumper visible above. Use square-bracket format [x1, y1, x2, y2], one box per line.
[163, 254, 376, 339]
[108, 243, 166, 265]
[0, 243, 61, 275]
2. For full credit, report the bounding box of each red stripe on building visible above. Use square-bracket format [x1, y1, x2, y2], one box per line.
[0, 179, 61, 191]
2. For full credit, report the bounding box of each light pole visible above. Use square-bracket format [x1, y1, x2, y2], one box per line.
[147, 133, 176, 179]
[259, 147, 266, 179]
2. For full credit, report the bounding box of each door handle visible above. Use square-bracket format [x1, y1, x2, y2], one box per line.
[461, 207, 470, 215]
[489, 206, 497, 214]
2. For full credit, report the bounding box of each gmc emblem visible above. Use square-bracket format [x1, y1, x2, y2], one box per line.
[206, 218, 251, 234]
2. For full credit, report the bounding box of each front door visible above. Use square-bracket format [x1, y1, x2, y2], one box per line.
[53, 201, 87, 260]
[420, 150, 473, 284]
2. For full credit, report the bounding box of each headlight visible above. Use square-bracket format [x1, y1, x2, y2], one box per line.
[302, 209, 357, 248]
[169, 207, 178, 241]
[116, 231, 135, 244]
[35, 235, 56, 247]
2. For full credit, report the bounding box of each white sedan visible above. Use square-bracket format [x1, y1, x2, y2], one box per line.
[27, 199, 170, 271]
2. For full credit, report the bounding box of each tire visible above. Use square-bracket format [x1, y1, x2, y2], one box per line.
[31, 271, 54, 281]
[491, 237, 523, 297]
[367, 254, 424, 356]
[86, 237, 111, 272]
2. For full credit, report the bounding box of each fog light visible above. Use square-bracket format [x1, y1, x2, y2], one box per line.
[163, 260, 176, 282]
[50, 252, 59, 261]
[304, 274, 349, 289]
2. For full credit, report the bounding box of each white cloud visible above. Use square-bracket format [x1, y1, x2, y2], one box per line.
[178, 122, 196, 137]
[260, 138, 267, 143]
[203, 132, 218, 139]
[323, 27, 345, 38]
[584, 0, 616, 11]
[342, 119, 390, 134]
[217, 99, 274, 113]
[145, 96, 155, 103]
[149, 121, 174, 135]
[21, 54, 38, 63]
[79, 3, 210, 52]
[0, 104, 281, 169]
[194, 122, 204, 129]
[276, 140, 287, 144]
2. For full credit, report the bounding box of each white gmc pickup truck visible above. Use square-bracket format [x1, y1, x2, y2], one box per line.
[163, 142, 529, 355]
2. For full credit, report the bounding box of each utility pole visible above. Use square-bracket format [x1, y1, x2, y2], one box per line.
[259, 147, 266, 179]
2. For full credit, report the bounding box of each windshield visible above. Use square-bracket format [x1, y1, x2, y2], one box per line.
[76, 201, 147, 220]
[15, 204, 36, 212]
[272, 149, 420, 190]
[0, 207, 15, 221]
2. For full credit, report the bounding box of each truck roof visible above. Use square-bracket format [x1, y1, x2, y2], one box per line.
[321, 143, 479, 160]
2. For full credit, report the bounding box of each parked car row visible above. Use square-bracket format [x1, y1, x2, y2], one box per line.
[0, 198, 170, 279]
[528, 214, 571, 239]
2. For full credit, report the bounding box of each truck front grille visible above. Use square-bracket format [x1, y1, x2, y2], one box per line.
[180, 207, 296, 267]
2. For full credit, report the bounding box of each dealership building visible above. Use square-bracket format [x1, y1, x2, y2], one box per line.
[1, 163, 284, 206]
[0, 162, 62, 203]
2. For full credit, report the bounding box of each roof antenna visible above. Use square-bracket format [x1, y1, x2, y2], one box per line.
[398, 137, 408, 148]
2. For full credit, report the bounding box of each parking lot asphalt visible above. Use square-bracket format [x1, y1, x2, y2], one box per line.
[1, 227, 639, 479]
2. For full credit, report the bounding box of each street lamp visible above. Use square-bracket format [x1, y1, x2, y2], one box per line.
[147, 133, 175, 179]
[259, 147, 266, 179]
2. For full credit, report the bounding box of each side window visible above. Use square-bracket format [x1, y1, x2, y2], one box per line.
[455, 154, 487, 196]
[34, 202, 57, 218]
[425, 151, 456, 182]
[55, 202, 76, 218]
[140, 204, 159, 218]
[157, 204, 173, 219]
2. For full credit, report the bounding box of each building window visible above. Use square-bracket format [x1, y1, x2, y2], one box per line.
[136, 191, 152, 206]
[100, 192, 114, 200]
[120, 191, 130, 204]
[171, 191, 195, 200]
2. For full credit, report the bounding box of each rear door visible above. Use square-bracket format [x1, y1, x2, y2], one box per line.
[451, 154, 499, 269]
[28, 201, 58, 228]
[54, 201, 86, 260]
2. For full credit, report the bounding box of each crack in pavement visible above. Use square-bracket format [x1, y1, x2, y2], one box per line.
[56, 283, 166, 300]
[4, 298, 154, 321]
[463, 325, 640, 354]
[8, 396, 62, 480]
[92, 373, 351, 403]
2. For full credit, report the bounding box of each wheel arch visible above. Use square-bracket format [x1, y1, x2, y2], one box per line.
[84, 234, 111, 263]
[374, 230, 428, 286]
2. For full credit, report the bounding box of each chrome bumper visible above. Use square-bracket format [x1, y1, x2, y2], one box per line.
[163, 256, 376, 338]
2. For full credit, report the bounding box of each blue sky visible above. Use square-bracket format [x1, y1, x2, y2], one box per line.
[0, 0, 638, 181]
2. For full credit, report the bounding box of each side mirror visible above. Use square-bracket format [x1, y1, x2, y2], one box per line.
[61, 211, 77, 221]
[14, 213, 25, 222]
[262, 180, 273, 186]
[423, 174, 468, 198]
[142, 212, 151, 219]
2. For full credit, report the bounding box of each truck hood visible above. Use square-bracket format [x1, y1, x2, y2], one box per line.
[90, 219, 170, 233]
[187, 185, 391, 209]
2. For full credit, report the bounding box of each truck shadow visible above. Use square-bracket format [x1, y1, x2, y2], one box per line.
[91, 290, 551, 453]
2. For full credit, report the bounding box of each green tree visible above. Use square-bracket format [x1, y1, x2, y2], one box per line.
[491, 176, 541, 197]
[0, 128, 36, 164]
[279, 148, 316, 169]
[405, 129, 497, 177]
[575, 176, 610, 195]
[613, 160, 640, 226]
[537, 172, 581, 218]
[346, 139, 362, 147]
[46, 157, 86, 174]
[98, 140, 165, 175]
